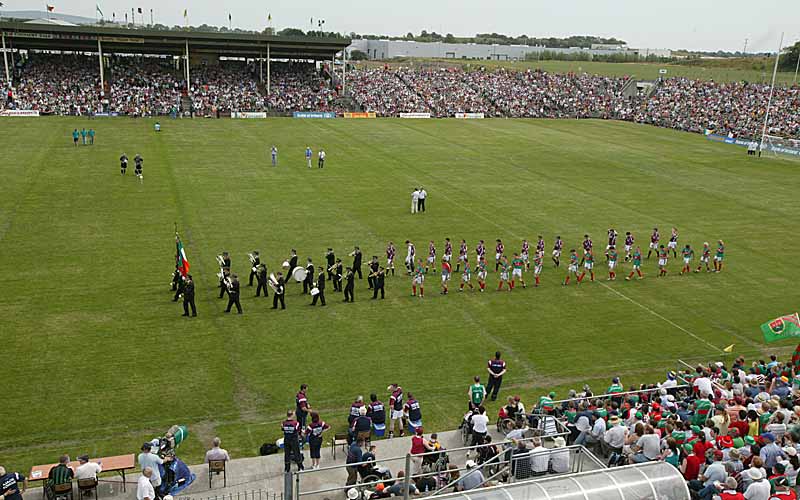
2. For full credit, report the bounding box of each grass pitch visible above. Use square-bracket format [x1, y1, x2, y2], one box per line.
[1, 117, 798, 472]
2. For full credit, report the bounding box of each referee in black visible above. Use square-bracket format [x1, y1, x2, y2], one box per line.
[181, 275, 196, 317]
[225, 274, 242, 314]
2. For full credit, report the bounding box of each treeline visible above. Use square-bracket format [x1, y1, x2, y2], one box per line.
[524, 51, 673, 63]
[353, 31, 626, 48]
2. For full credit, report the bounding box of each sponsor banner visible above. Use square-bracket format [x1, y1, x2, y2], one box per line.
[232, 112, 267, 119]
[343, 112, 376, 119]
[94, 113, 110, 117]
[293, 111, 336, 119]
[0, 109, 40, 117]
[705, 133, 800, 157]
[399, 112, 431, 119]
[455, 112, 485, 119]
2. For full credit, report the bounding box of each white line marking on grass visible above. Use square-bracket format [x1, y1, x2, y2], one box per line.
[596, 280, 723, 354]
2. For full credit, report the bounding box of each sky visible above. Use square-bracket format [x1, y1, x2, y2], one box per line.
[5, 0, 800, 52]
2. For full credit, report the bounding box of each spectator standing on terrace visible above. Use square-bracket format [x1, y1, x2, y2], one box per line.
[138, 443, 170, 492]
[345, 438, 364, 486]
[0, 466, 28, 500]
[306, 412, 330, 470]
[281, 410, 304, 472]
[204, 437, 230, 463]
[136, 468, 155, 500]
[468, 376, 487, 410]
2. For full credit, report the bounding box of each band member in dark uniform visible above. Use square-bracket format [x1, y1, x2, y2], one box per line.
[272, 274, 286, 310]
[486, 351, 507, 401]
[325, 248, 336, 281]
[218, 251, 231, 299]
[225, 274, 242, 314]
[120, 153, 128, 175]
[181, 274, 196, 317]
[248, 251, 261, 286]
[371, 266, 386, 299]
[171, 265, 183, 299]
[343, 267, 355, 302]
[367, 256, 379, 289]
[303, 258, 315, 294]
[351, 246, 363, 280]
[133, 153, 143, 177]
[311, 268, 326, 306]
[332, 258, 343, 292]
[255, 263, 269, 297]
[287, 249, 299, 278]
[281, 410, 304, 472]
[173, 273, 185, 302]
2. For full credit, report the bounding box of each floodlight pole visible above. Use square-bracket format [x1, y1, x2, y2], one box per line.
[185, 40, 190, 92]
[266, 43, 271, 95]
[2, 31, 9, 85]
[343, 47, 347, 95]
[259, 50, 263, 84]
[794, 49, 800, 84]
[759, 32, 784, 154]
[97, 38, 105, 96]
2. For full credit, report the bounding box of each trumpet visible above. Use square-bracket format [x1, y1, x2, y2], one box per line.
[268, 273, 279, 292]
[216, 255, 226, 266]
[248, 253, 258, 265]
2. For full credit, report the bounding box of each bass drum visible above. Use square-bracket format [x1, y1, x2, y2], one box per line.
[291, 267, 307, 282]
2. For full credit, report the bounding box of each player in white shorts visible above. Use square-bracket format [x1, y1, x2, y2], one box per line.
[476, 256, 488, 292]
[411, 259, 425, 297]
[459, 260, 474, 291]
[533, 251, 543, 287]
[667, 227, 678, 258]
[563, 249, 579, 285]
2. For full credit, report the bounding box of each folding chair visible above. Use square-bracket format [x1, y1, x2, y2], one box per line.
[208, 460, 227, 488]
[52, 482, 74, 500]
[77, 478, 98, 500]
[331, 433, 349, 460]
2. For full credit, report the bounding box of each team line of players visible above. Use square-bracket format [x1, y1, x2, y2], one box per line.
[383, 227, 726, 297]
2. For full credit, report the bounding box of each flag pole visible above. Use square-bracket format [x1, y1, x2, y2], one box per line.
[759, 32, 784, 155]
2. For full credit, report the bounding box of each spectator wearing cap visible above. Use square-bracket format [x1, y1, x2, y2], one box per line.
[549, 436, 570, 473]
[743, 467, 771, 500]
[137, 442, 172, 491]
[760, 432, 786, 474]
[455, 460, 485, 491]
[718, 435, 735, 460]
[782, 445, 799, 485]
[727, 448, 744, 475]
[74, 455, 102, 480]
[602, 415, 627, 458]
[205, 437, 230, 463]
[714, 477, 743, 500]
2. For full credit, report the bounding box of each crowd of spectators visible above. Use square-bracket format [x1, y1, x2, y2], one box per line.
[4, 53, 800, 140]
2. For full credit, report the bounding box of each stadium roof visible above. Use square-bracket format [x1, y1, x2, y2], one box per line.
[0, 21, 350, 60]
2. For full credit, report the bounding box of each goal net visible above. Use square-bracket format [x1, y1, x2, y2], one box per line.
[761, 135, 800, 160]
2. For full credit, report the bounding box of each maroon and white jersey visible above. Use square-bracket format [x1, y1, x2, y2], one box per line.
[521, 241, 530, 255]
[386, 244, 396, 260]
[476, 242, 486, 258]
[651, 230, 660, 244]
[495, 242, 504, 255]
[428, 242, 436, 257]
[553, 238, 563, 251]
[444, 240, 453, 257]
[608, 229, 618, 247]
[583, 238, 593, 252]
[536, 238, 545, 253]
[669, 229, 678, 243]
[625, 234, 634, 247]
[459, 242, 467, 257]
[407, 243, 416, 259]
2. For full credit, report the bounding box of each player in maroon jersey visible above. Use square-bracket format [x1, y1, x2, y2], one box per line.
[605, 228, 618, 261]
[476, 240, 486, 263]
[443, 237, 453, 266]
[552, 236, 563, 267]
[647, 227, 660, 259]
[623, 232, 634, 262]
[425, 240, 436, 273]
[495, 239, 504, 271]
[386, 241, 396, 276]
[580, 234, 592, 265]
[456, 239, 468, 272]
[521, 239, 531, 270]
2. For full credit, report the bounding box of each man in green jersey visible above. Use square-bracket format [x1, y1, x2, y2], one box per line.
[468, 376, 487, 410]
[626, 246, 644, 280]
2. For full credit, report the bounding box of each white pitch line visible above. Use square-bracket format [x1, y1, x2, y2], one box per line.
[597, 280, 723, 353]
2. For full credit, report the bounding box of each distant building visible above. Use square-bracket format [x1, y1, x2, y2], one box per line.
[348, 39, 671, 61]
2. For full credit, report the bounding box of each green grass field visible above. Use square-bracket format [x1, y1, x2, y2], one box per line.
[364, 58, 798, 84]
[2, 116, 799, 474]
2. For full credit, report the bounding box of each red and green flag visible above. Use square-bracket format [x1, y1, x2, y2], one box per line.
[761, 313, 800, 343]
[175, 233, 190, 276]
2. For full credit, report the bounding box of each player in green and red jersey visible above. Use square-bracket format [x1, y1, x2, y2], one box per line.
[459, 259, 474, 292]
[695, 242, 711, 273]
[577, 250, 595, 283]
[497, 256, 511, 291]
[606, 246, 619, 281]
[626, 246, 644, 280]
[440, 259, 452, 295]
[533, 250, 543, 287]
[510, 252, 526, 290]
[563, 249, 579, 285]
[411, 258, 425, 298]
[476, 256, 488, 292]
[713, 240, 725, 273]
[657, 244, 669, 277]
[679, 244, 694, 275]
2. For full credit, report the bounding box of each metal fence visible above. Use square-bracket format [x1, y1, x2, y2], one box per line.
[177, 489, 283, 500]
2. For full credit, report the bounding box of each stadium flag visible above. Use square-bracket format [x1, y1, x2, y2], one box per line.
[46, 4, 55, 11]
[228, 13, 231, 21]
[267, 13, 271, 22]
[761, 313, 800, 343]
[96, 4, 103, 17]
[175, 233, 190, 276]
[723, 344, 735, 353]
[137, 7, 142, 14]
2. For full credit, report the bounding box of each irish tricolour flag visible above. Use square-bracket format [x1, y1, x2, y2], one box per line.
[176, 234, 190, 276]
